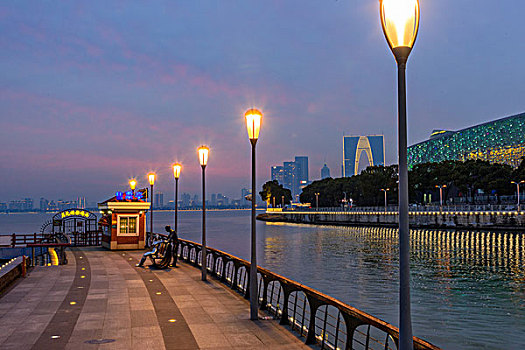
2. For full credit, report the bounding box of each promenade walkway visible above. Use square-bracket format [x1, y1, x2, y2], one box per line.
[0, 248, 309, 349]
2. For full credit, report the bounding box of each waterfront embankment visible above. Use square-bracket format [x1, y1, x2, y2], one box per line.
[257, 209, 525, 230]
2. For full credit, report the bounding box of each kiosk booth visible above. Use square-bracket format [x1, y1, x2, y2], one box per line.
[98, 191, 150, 250]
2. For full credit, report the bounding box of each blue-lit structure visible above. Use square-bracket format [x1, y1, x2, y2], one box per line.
[408, 112, 525, 168]
[343, 135, 385, 177]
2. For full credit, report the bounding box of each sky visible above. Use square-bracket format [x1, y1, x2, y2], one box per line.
[1, 1, 524, 203]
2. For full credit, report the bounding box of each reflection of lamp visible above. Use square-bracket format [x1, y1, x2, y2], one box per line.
[129, 179, 137, 196]
[511, 180, 525, 211]
[380, 188, 390, 213]
[173, 164, 182, 233]
[436, 185, 447, 211]
[380, 1, 420, 349]
[197, 146, 209, 281]
[245, 108, 262, 320]
[147, 172, 156, 246]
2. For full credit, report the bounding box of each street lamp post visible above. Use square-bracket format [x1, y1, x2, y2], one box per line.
[245, 108, 262, 321]
[129, 179, 137, 197]
[511, 180, 525, 211]
[173, 164, 182, 232]
[281, 195, 285, 208]
[148, 173, 156, 247]
[436, 185, 447, 211]
[315, 192, 320, 211]
[198, 146, 209, 281]
[380, 188, 390, 213]
[380, 1, 420, 349]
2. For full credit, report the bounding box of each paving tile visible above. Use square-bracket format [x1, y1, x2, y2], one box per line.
[0, 248, 309, 350]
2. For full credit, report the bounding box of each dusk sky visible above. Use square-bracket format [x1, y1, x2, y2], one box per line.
[1, 1, 524, 203]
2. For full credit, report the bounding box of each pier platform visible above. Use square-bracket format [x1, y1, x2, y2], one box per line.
[0, 247, 309, 349]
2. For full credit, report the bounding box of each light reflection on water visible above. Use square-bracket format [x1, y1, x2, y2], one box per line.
[1, 210, 524, 349]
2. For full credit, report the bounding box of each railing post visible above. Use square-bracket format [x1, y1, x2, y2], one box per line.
[279, 284, 291, 325]
[231, 262, 239, 291]
[32, 247, 35, 266]
[11, 233, 15, 248]
[259, 276, 269, 310]
[22, 256, 27, 277]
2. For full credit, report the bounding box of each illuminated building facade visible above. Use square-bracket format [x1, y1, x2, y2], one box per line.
[408, 112, 525, 168]
[343, 135, 385, 177]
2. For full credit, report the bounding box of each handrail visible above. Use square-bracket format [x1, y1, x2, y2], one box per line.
[169, 236, 441, 350]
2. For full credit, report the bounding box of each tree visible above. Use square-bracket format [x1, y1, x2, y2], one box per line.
[259, 180, 292, 206]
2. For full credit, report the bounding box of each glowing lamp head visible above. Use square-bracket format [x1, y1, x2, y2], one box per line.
[198, 145, 209, 167]
[380, 0, 420, 62]
[173, 163, 182, 179]
[148, 173, 156, 186]
[245, 108, 262, 143]
[129, 179, 137, 191]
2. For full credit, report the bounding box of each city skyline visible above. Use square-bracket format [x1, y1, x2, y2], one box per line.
[1, 1, 524, 201]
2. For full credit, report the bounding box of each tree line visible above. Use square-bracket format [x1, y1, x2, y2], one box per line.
[260, 158, 525, 207]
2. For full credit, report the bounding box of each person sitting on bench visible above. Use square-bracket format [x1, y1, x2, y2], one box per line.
[136, 226, 175, 268]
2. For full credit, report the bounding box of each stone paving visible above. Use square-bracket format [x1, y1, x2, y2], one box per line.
[0, 247, 310, 349]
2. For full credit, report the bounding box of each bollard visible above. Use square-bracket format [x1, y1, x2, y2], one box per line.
[22, 256, 27, 277]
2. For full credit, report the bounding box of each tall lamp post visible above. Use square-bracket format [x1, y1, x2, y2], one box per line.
[129, 179, 137, 197]
[380, 1, 420, 349]
[511, 180, 524, 211]
[380, 188, 390, 213]
[245, 108, 262, 321]
[436, 185, 447, 211]
[281, 195, 285, 208]
[315, 192, 320, 211]
[198, 146, 209, 281]
[148, 173, 156, 246]
[173, 164, 182, 232]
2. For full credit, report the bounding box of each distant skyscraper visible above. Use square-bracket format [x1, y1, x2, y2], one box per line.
[321, 164, 330, 179]
[343, 135, 385, 177]
[40, 197, 49, 211]
[271, 166, 284, 185]
[270, 156, 309, 200]
[155, 192, 164, 209]
[241, 188, 251, 205]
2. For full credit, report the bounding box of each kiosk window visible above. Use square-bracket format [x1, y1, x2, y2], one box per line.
[118, 216, 138, 235]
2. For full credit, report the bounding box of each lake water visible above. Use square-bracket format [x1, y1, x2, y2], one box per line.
[1, 210, 524, 349]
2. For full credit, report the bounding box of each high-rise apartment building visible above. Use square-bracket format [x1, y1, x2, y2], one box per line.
[271, 156, 309, 200]
[271, 166, 284, 185]
[241, 188, 251, 205]
[321, 164, 331, 179]
[154, 192, 164, 209]
[343, 135, 385, 177]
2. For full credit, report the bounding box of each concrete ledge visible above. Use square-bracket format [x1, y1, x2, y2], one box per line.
[258, 211, 525, 230]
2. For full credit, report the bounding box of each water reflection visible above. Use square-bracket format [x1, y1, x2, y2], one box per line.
[261, 224, 525, 350]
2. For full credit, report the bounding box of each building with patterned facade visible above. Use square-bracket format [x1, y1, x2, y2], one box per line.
[408, 112, 525, 168]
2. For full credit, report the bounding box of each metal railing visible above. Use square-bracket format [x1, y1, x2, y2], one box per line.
[278, 204, 521, 213]
[153, 233, 441, 350]
[8, 231, 101, 248]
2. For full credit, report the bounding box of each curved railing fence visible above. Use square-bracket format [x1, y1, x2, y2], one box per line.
[165, 235, 440, 350]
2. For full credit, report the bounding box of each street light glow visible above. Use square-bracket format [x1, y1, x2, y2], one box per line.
[198, 145, 209, 167]
[380, 0, 420, 50]
[245, 108, 263, 142]
[148, 173, 155, 186]
[173, 163, 182, 179]
[129, 179, 137, 191]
